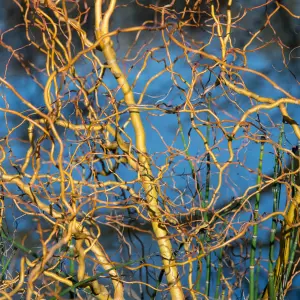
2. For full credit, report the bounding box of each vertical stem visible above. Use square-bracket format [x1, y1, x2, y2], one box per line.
[284, 142, 300, 289]
[255, 247, 262, 297]
[284, 225, 298, 289]
[68, 239, 75, 299]
[249, 140, 265, 300]
[204, 101, 211, 297]
[214, 249, 223, 299]
[221, 287, 226, 300]
[177, 113, 196, 175]
[267, 124, 284, 299]
[177, 113, 205, 295]
[263, 143, 300, 299]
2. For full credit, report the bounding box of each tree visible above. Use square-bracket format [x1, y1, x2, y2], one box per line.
[0, 0, 300, 299]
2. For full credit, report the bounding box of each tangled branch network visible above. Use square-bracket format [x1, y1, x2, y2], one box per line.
[0, 0, 300, 299]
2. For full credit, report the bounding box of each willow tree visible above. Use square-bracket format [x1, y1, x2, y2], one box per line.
[0, 1, 300, 299]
